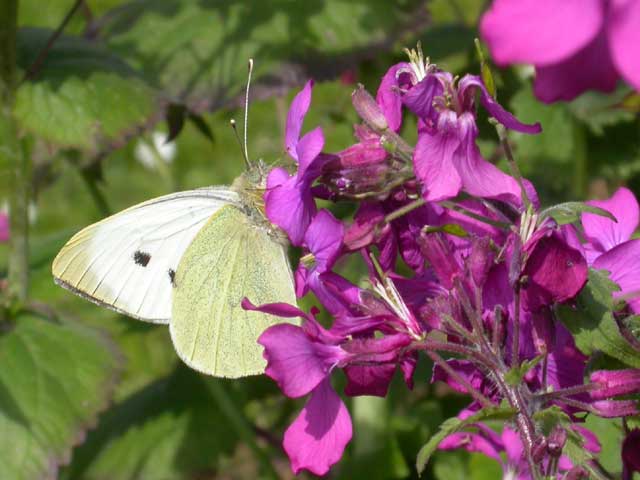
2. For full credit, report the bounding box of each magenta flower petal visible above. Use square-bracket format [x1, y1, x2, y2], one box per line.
[459, 75, 541, 134]
[242, 298, 306, 318]
[0, 213, 8, 243]
[286, 80, 314, 160]
[534, 31, 619, 103]
[622, 429, 640, 477]
[608, 0, 640, 92]
[401, 75, 441, 123]
[414, 111, 462, 201]
[584, 187, 639, 259]
[376, 63, 409, 132]
[304, 209, 344, 272]
[455, 114, 527, 206]
[258, 324, 345, 398]
[480, 0, 604, 66]
[593, 239, 640, 313]
[265, 175, 316, 246]
[439, 431, 502, 462]
[343, 363, 396, 397]
[283, 379, 353, 476]
[522, 232, 588, 311]
[297, 126, 325, 176]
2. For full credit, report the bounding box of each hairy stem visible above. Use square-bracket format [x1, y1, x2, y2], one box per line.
[1, 0, 31, 304]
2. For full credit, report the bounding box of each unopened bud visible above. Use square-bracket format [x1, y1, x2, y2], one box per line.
[592, 399, 638, 418]
[590, 369, 640, 400]
[547, 426, 567, 457]
[352, 85, 388, 132]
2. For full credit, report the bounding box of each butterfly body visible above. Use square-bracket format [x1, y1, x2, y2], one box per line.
[52, 162, 297, 378]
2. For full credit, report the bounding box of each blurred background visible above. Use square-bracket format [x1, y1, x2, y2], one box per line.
[1, 1, 638, 479]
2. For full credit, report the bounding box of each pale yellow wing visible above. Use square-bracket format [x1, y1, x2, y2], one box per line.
[52, 187, 239, 323]
[169, 204, 297, 378]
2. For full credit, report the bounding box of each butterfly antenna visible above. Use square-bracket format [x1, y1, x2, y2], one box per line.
[230, 119, 250, 169]
[243, 58, 254, 167]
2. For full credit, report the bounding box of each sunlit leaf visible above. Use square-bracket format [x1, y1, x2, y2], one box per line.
[539, 201, 617, 226]
[15, 28, 158, 152]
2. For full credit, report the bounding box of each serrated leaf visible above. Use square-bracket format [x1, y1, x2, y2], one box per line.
[0, 314, 120, 480]
[568, 86, 635, 135]
[539, 201, 617, 226]
[415, 406, 516, 475]
[100, 0, 425, 111]
[532, 405, 571, 436]
[557, 269, 640, 369]
[62, 366, 240, 480]
[15, 28, 158, 152]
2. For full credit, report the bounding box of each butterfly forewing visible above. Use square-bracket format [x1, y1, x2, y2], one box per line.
[170, 204, 297, 378]
[52, 187, 239, 323]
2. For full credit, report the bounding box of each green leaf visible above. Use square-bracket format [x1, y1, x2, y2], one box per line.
[557, 269, 640, 369]
[532, 405, 571, 436]
[415, 406, 516, 475]
[504, 354, 543, 386]
[101, 0, 425, 111]
[539, 201, 617, 226]
[568, 86, 635, 136]
[510, 86, 574, 164]
[15, 28, 158, 152]
[0, 314, 120, 480]
[62, 366, 240, 480]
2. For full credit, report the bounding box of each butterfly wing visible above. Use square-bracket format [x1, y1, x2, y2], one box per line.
[170, 204, 297, 378]
[52, 187, 239, 323]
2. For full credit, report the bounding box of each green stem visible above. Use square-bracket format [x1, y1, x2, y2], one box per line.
[1, 0, 30, 304]
[205, 380, 279, 480]
[494, 123, 532, 211]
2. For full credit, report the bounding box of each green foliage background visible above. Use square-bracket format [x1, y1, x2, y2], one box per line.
[1, 0, 639, 479]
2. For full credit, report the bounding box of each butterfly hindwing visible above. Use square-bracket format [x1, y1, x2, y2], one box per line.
[52, 187, 239, 323]
[170, 204, 297, 378]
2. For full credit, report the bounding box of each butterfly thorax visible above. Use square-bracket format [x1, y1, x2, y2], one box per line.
[231, 160, 288, 245]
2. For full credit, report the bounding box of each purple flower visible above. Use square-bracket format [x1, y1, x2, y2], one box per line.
[481, 0, 640, 102]
[243, 300, 352, 475]
[377, 48, 540, 206]
[582, 187, 640, 312]
[0, 213, 8, 243]
[622, 429, 640, 480]
[265, 80, 327, 246]
[590, 369, 640, 400]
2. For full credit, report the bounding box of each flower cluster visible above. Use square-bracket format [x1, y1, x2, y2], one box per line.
[246, 46, 640, 477]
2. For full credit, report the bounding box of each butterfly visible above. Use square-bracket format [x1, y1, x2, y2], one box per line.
[52, 60, 298, 378]
[52, 160, 297, 378]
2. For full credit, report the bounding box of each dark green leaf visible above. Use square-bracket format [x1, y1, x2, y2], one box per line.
[415, 406, 516, 475]
[62, 366, 240, 480]
[165, 103, 187, 143]
[101, 0, 426, 111]
[557, 269, 640, 369]
[568, 86, 635, 135]
[0, 314, 120, 480]
[15, 28, 159, 152]
[539, 201, 617, 226]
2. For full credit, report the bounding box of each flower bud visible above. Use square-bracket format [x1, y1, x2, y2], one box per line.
[592, 399, 638, 418]
[352, 85, 388, 132]
[590, 369, 640, 400]
[622, 429, 640, 477]
[547, 425, 568, 457]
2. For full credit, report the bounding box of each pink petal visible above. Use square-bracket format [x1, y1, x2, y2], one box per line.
[343, 364, 396, 397]
[608, 0, 640, 92]
[584, 187, 639, 257]
[439, 432, 502, 462]
[296, 126, 325, 176]
[593, 239, 640, 313]
[480, 0, 604, 66]
[283, 379, 352, 476]
[286, 80, 314, 160]
[455, 113, 526, 206]
[264, 175, 316, 247]
[534, 30, 619, 102]
[258, 324, 343, 398]
[376, 63, 409, 132]
[414, 110, 462, 201]
[304, 209, 343, 272]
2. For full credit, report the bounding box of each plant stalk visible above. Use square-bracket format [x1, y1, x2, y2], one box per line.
[1, 0, 30, 304]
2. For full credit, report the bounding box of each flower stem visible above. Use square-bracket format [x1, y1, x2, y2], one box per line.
[493, 122, 532, 211]
[1, 0, 31, 305]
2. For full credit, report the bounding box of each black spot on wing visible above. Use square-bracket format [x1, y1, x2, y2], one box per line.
[133, 250, 151, 267]
[168, 268, 176, 287]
